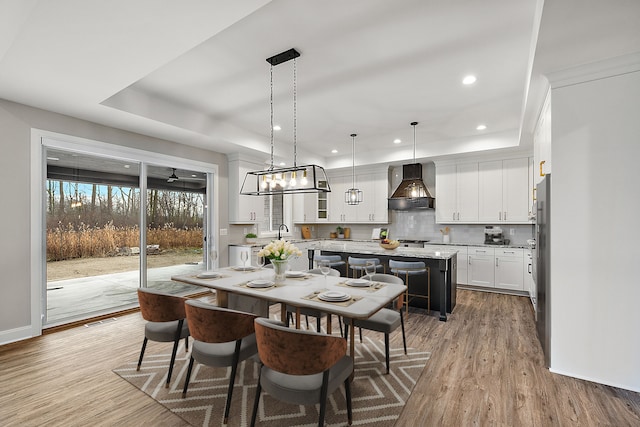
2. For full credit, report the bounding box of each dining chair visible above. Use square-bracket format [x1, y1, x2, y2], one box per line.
[347, 256, 384, 278]
[285, 268, 343, 335]
[136, 288, 190, 388]
[250, 318, 353, 427]
[182, 299, 258, 424]
[389, 259, 430, 314]
[345, 273, 407, 374]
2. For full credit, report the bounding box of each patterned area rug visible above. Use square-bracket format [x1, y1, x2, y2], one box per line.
[113, 336, 430, 427]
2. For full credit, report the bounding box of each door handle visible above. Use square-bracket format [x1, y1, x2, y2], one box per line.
[540, 160, 546, 177]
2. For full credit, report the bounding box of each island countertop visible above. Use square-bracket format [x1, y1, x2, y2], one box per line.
[310, 240, 458, 260]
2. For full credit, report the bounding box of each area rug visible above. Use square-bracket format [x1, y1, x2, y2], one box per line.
[113, 337, 430, 426]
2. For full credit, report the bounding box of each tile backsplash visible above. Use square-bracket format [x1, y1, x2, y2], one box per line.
[314, 209, 533, 245]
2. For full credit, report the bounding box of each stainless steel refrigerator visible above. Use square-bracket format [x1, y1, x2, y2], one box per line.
[535, 174, 551, 367]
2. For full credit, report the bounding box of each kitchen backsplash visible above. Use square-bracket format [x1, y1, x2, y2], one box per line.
[312, 209, 533, 245]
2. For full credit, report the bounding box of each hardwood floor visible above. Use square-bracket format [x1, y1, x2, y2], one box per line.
[0, 290, 638, 426]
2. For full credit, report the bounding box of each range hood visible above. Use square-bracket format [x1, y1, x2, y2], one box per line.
[388, 163, 435, 210]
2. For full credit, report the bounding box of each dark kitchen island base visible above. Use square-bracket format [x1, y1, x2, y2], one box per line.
[310, 246, 457, 321]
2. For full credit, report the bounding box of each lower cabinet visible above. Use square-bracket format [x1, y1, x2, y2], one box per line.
[494, 248, 524, 291]
[468, 247, 495, 287]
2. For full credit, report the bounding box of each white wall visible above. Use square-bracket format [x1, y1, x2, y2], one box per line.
[550, 69, 640, 392]
[0, 99, 230, 344]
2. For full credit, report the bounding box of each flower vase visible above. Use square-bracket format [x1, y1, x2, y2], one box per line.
[443, 234, 450, 244]
[272, 259, 288, 284]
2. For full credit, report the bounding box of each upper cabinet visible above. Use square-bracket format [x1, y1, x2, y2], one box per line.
[435, 163, 479, 223]
[436, 156, 531, 224]
[293, 167, 388, 224]
[478, 158, 530, 223]
[228, 157, 265, 224]
[534, 90, 552, 185]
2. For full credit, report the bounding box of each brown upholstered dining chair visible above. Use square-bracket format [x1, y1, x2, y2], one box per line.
[250, 317, 353, 427]
[136, 288, 190, 388]
[182, 299, 258, 424]
[346, 273, 407, 374]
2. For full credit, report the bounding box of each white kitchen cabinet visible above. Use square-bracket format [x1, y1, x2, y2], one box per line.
[494, 248, 524, 291]
[478, 158, 530, 223]
[357, 172, 389, 223]
[328, 175, 357, 223]
[524, 249, 536, 309]
[533, 89, 552, 185]
[467, 246, 495, 287]
[435, 163, 478, 223]
[229, 158, 265, 224]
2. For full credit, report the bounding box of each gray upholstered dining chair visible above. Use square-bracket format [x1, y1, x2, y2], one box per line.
[182, 299, 258, 424]
[136, 288, 190, 388]
[313, 254, 346, 276]
[286, 268, 343, 335]
[250, 317, 353, 427]
[345, 273, 407, 374]
[347, 256, 384, 278]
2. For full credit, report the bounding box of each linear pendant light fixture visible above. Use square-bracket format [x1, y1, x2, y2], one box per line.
[345, 133, 363, 205]
[240, 48, 331, 196]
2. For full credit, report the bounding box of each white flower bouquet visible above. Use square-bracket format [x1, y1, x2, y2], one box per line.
[257, 239, 302, 261]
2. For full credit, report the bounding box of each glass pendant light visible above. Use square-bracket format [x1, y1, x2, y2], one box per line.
[345, 133, 363, 205]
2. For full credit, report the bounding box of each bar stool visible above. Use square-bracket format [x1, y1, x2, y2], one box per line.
[313, 254, 346, 276]
[347, 256, 384, 278]
[389, 259, 430, 315]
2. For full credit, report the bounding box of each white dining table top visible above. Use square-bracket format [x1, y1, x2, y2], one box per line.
[171, 266, 406, 320]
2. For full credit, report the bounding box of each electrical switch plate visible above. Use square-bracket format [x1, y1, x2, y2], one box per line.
[220, 228, 228, 236]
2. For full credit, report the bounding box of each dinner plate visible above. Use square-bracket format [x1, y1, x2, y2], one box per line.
[247, 279, 274, 288]
[346, 278, 370, 287]
[286, 271, 306, 278]
[318, 291, 351, 302]
[233, 265, 257, 271]
[197, 271, 220, 279]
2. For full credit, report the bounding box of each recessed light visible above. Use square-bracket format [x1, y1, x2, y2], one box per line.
[331, 149, 338, 154]
[191, 174, 197, 178]
[273, 125, 281, 131]
[279, 162, 286, 166]
[476, 124, 487, 130]
[462, 75, 477, 85]
[46, 157, 59, 161]
[123, 164, 130, 169]
[393, 139, 401, 144]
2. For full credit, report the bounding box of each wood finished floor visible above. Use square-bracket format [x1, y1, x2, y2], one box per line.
[0, 290, 638, 426]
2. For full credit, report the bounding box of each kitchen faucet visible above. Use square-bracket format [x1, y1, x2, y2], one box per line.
[277, 224, 289, 240]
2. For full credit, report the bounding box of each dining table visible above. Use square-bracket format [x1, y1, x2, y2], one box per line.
[171, 266, 407, 359]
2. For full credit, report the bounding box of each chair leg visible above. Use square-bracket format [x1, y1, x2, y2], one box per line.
[166, 319, 184, 388]
[223, 340, 243, 424]
[182, 356, 195, 397]
[305, 315, 310, 329]
[250, 365, 263, 427]
[318, 371, 330, 427]
[338, 316, 344, 337]
[344, 378, 353, 425]
[184, 336, 189, 353]
[137, 337, 148, 371]
[316, 316, 321, 333]
[359, 327, 363, 343]
[384, 333, 390, 374]
[400, 309, 407, 355]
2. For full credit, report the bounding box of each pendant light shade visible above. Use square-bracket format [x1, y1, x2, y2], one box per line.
[405, 121, 428, 200]
[345, 133, 363, 205]
[241, 48, 330, 196]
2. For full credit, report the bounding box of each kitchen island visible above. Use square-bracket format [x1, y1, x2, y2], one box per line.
[308, 240, 458, 321]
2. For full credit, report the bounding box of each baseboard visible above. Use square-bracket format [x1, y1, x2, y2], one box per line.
[0, 325, 35, 346]
[549, 368, 640, 394]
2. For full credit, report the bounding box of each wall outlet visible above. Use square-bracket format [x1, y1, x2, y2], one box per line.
[220, 228, 228, 236]
[510, 228, 515, 236]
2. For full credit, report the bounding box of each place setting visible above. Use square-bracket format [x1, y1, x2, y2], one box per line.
[337, 278, 387, 292]
[194, 270, 228, 280]
[285, 270, 311, 280]
[303, 289, 362, 306]
[236, 278, 278, 291]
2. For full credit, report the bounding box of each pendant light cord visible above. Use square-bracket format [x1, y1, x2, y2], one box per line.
[351, 133, 357, 188]
[411, 121, 418, 162]
[269, 65, 274, 171]
[293, 58, 297, 168]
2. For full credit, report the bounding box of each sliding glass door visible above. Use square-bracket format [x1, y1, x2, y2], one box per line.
[44, 146, 213, 327]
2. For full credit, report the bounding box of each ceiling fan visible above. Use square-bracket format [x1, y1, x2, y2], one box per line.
[167, 168, 179, 183]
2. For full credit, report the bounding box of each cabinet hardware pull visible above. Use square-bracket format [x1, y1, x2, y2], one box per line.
[528, 264, 532, 273]
[499, 211, 502, 220]
[496, 258, 499, 267]
[477, 250, 485, 253]
[457, 212, 460, 220]
[469, 258, 472, 265]
[504, 251, 515, 254]
[540, 160, 546, 177]
[533, 187, 537, 201]
[453, 212, 455, 221]
[504, 211, 507, 221]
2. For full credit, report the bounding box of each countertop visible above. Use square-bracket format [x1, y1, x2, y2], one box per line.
[229, 238, 531, 250]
